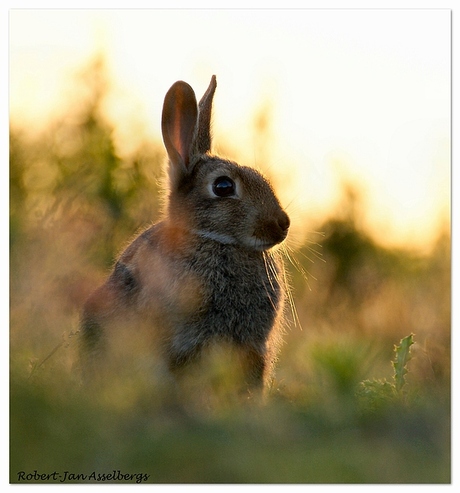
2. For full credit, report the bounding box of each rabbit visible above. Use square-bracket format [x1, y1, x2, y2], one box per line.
[79, 75, 290, 393]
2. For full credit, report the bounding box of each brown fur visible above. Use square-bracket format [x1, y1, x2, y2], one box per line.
[80, 76, 290, 393]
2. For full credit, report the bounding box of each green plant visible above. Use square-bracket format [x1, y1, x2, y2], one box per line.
[357, 334, 415, 411]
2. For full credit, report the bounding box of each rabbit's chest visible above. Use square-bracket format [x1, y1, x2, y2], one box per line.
[188, 247, 283, 341]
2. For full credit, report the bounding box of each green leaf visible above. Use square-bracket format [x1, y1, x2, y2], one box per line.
[356, 378, 396, 412]
[392, 334, 414, 392]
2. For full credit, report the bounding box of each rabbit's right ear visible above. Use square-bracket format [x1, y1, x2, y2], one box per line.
[195, 75, 217, 154]
[161, 81, 198, 173]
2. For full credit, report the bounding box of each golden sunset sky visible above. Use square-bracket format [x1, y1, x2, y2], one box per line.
[8, 7, 451, 252]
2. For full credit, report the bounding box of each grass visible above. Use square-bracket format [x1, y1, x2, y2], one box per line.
[10, 331, 450, 484]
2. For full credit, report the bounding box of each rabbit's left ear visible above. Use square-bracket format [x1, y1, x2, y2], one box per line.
[195, 75, 217, 154]
[161, 81, 198, 172]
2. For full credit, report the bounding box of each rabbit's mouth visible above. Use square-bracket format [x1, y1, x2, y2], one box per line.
[246, 235, 288, 251]
[191, 228, 287, 251]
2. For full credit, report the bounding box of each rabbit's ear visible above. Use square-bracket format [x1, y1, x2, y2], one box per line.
[195, 75, 217, 154]
[161, 81, 198, 172]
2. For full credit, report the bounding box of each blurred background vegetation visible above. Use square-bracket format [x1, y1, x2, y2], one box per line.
[10, 57, 450, 484]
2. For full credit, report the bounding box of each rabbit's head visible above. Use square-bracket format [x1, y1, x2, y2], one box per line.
[161, 76, 290, 251]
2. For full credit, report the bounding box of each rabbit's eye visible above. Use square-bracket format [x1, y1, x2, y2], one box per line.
[212, 176, 236, 197]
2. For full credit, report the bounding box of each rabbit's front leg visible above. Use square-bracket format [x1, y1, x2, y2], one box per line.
[237, 345, 271, 392]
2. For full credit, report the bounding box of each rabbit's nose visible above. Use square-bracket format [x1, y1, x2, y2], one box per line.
[278, 211, 290, 234]
[254, 209, 290, 247]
